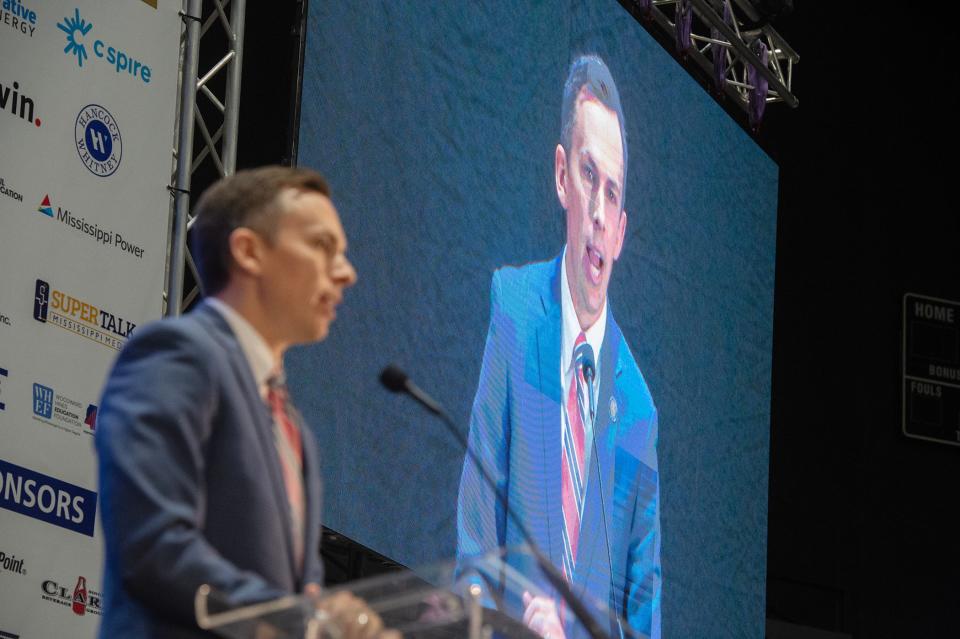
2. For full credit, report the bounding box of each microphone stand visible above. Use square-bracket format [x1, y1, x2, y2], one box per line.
[382, 368, 611, 639]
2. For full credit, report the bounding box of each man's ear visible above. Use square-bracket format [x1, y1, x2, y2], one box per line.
[555, 143, 569, 210]
[227, 227, 266, 278]
[613, 209, 627, 261]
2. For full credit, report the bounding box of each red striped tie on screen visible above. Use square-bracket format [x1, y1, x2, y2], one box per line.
[561, 332, 589, 583]
[267, 377, 305, 574]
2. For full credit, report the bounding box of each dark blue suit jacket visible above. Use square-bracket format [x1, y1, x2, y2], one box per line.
[95, 301, 324, 638]
[456, 255, 661, 639]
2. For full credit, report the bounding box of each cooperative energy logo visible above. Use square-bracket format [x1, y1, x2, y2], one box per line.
[75, 104, 122, 177]
[32, 382, 97, 436]
[0, 458, 97, 536]
[58, 8, 153, 83]
[38, 194, 146, 259]
[33, 279, 136, 351]
[1, 0, 37, 38]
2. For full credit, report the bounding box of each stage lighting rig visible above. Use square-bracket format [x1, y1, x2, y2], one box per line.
[628, 0, 798, 128]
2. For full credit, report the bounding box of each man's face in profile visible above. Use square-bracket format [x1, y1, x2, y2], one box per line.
[256, 189, 357, 344]
[555, 90, 627, 330]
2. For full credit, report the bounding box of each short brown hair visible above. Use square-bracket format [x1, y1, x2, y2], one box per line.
[191, 166, 330, 295]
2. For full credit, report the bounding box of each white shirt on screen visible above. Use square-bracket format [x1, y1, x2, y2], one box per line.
[559, 245, 607, 475]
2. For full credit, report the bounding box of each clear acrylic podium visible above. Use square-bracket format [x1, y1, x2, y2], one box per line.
[194, 546, 636, 639]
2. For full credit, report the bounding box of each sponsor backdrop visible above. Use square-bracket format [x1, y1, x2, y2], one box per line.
[0, 1, 181, 636]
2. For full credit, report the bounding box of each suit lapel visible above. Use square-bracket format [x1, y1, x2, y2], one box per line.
[193, 302, 298, 577]
[535, 258, 565, 575]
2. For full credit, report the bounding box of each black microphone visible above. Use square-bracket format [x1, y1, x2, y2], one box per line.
[379, 364, 443, 415]
[581, 349, 597, 422]
[379, 364, 611, 639]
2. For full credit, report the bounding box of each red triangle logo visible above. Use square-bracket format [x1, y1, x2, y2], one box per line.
[41, 195, 51, 207]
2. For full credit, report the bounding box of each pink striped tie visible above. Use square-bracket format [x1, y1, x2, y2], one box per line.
[267, 378, 305, 574]
[561, 332, 588, 582]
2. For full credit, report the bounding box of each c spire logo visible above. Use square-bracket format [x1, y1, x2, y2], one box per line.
[56, 8, 153, 84]
[57, 9, 92, 68]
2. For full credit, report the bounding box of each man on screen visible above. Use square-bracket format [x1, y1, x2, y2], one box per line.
[96, 167, 395, 639]
[456, 56, 661, 639]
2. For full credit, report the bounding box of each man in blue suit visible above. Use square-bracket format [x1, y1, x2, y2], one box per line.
[96, 167, 392, 639]
[456, 56, 661, 639]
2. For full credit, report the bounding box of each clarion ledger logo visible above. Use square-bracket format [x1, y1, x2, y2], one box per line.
[41, 576, 102, 616]
[58, 8, 152, 83]
[0, 458, 97, 536]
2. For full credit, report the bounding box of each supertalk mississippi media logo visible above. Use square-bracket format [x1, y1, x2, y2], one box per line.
[33, 279, 136, 351]
[38, 193, 146, 259]
[75, 104, 121, 177]
[0, 458, 97, 536]
[58, 8, 152, 84]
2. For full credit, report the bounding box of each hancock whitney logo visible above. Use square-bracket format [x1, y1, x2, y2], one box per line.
[75, 104, 122, 177]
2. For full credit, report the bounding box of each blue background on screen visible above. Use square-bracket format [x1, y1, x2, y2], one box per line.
[293, 1, 778, 636]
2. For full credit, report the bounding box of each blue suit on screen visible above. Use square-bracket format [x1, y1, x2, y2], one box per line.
[456, 255, 661, 639]
[95, 301, 324, 639]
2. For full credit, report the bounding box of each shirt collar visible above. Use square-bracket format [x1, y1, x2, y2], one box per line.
[206, 297, 278, 399]
[560, 245, 607, 375]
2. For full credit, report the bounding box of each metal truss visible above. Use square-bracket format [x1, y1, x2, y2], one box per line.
[165, 0, 247, 317]
[634, 0, 798, 122]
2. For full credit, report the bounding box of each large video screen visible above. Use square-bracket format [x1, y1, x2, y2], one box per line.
[293, 2, 777, 637]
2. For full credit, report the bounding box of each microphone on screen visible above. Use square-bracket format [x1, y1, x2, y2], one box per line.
[378, 364, 611, 639]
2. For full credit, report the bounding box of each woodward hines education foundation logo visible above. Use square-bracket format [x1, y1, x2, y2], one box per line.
[32, 382, 97, 437]
[38, 193, 147, 259]
[0, 457, 97, 536]
[0, 78, 42, 128]
[58, 8, 153, 84]
[1, 0, 37, 39]
[32, 279, 136, 351]
[41, 575, 102, 617]
[75, 104, 121, 177]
